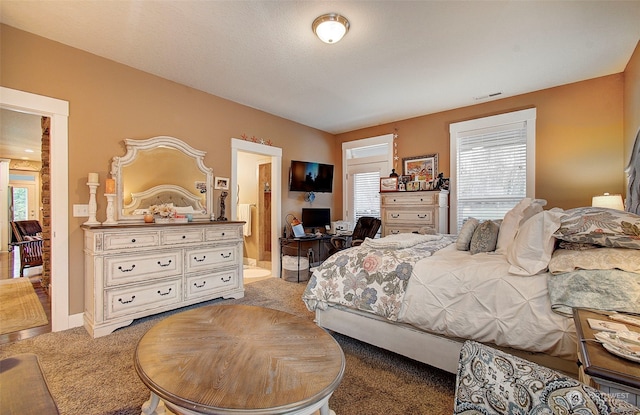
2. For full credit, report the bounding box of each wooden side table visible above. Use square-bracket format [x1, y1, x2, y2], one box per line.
[573, 308, 640, 406]
[135, 304, 345, 415]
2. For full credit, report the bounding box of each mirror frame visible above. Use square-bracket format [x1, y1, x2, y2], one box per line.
[111, 136, 213, 223]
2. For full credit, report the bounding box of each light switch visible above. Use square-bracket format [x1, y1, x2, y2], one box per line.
[73, 204, 89, 217]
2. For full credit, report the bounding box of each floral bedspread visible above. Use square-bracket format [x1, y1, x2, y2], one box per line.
[302, 234, 455, 321]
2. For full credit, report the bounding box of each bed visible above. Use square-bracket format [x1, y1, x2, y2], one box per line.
[302, 201, 640, 376]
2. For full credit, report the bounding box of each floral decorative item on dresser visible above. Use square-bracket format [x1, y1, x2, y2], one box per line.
[148, 203, 176, 223]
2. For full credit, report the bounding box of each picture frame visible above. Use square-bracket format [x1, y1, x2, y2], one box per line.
[380, 176, 398, 192]
[406, 181, 421, 192]
[214, 176, 229, 190]
[403, 154, 438, 182]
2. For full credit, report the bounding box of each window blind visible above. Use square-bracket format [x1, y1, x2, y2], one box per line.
[353, 171, 381, 222]
[455, 121, 529, 231]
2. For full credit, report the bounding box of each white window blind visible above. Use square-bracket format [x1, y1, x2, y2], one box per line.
[450, 109, 536, 232]
[353, 171, 381, 222]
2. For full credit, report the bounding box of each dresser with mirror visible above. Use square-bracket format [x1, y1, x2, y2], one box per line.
[82, 136, 244, 338]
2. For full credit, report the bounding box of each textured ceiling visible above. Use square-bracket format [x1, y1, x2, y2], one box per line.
[1, 1, 639, 137]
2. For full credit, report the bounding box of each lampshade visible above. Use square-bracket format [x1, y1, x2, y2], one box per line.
[312, 13, 350, 44]
[592, 193, 624, 210]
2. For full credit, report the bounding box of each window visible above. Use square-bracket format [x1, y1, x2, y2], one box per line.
[342, 134, 393, 226]
[450, 108, 536, 232]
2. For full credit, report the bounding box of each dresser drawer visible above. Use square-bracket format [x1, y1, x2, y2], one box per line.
[205, 226, 242, 242]
[105, 277, 182, 319]
[384, 209, 435, 225]
[105, 251, 182, 286]
[384, 225, 431, 236]
[382, 193, 436, 206]
[186, 245, 238, 272]
[161, 229, 203, 245]
[186, 269, 239, 300]
[103, 232, 159, 250]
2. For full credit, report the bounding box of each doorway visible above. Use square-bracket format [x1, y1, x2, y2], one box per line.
[231, 139, 282, 279]
[0, 86, 70, 332]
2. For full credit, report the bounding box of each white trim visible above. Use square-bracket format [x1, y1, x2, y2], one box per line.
[231, 139, 282, 278]
[342, 134, 394, 222]
[0, 86, 71, 332]
[449, 108, 536, 232]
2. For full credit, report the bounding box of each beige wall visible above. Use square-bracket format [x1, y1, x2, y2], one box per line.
[624, 41, 640, 164]
[335, 74, 625, 213]
[1, 24, 335, 314]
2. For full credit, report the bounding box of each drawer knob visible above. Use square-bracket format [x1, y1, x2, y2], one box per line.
[193, 281, 206, 288]
[157, 288, 172, 296]
[131, 238, 136, 243]
[194, 255, 206, 263]
[118, 295, 136, 304]
[220, 252, 232, 259]
[157, 260, 172, 267]
[221, 232, 225, 236]
[182, 235, 186, 239]
[417, 214, 427, 219]
[117, 264, 136, 273]
[391, 213, 400, 218]
[221, 276, 232, 282]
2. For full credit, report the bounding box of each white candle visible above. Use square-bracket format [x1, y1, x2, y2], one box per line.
[88, 172, 99, 183]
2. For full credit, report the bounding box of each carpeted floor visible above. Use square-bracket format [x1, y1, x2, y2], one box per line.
[0, 278, 456, 415]
[0, 278, 48, 335]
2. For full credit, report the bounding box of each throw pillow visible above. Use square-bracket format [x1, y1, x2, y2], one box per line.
[495, 198, 533, 254]
[456, 218, 479, 251]
[507, 210, 563, 276]
[469, 220, 500, 255]
[553, 207, 640, 249]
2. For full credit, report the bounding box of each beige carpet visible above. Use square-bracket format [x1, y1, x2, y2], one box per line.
[0, 278, 455, 414]
[0, 278, 48, 335]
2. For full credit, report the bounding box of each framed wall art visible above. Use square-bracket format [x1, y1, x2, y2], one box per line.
[403, 154, 438, 182]
[380, 176, 398, 192]
[214, 177, 230, 190]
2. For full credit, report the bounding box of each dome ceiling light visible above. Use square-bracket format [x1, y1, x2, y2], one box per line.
[312, 13, 350, 44]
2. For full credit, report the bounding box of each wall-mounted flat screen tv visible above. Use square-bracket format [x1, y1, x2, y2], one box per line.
[289, 160, 334, 193]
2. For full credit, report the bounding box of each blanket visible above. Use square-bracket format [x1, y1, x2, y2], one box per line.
[361, 233, 443, 249]
[302, 235, 455, 321]
[548, 269, 640, 316]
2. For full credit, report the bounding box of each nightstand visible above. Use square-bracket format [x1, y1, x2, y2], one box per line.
[573, 308, 640, 406]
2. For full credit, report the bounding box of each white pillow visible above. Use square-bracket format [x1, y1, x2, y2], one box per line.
[495, 198, 533, 254]
[507, 210, 563, 276]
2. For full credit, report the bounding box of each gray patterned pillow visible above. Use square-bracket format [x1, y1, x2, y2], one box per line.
[469, 220, 500, 254]
[554, 207, 640, 249]
[456, 217, 479, 251]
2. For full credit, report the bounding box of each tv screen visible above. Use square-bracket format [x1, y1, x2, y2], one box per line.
[289, 160, 334, 193]
[301, 208, 331, 230]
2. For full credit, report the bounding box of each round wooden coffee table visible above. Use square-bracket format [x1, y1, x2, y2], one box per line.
[135, 304, 345, 415]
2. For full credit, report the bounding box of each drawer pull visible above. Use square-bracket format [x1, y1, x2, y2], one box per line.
[117, 264, 136, 273]
[193, 255, 206, 262]
[391, 213, 400, 218]
[182, 235, 186, 239]
[221, 276, 232, 283]
[157, 288, 172, 296]
[118, 295, 136, 304]
[220, 252, 232, 259]
[131, 238, 136, 243]
[193, 281, 206, 289]
[391, 230, 400, 234]
[157, 260, 172, 267]
[221, 232, 225, 236]
[417, 214, 428, 219]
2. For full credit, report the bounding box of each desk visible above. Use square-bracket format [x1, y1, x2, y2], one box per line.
[573, 308, 640, 406]
[135, 304, 345, 415]
[279, 234, 334, 282]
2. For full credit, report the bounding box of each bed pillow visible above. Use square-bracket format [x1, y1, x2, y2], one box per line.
[553, 207, 640, 249]
[495, 198, 532, 254]
[549, 247, 640, 275]
[469, 220, 500, 254]
[507, 210, 563, 276]
[456, 218, 479, 251]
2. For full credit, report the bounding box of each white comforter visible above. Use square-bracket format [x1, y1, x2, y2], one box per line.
[399, 244, 577, 359]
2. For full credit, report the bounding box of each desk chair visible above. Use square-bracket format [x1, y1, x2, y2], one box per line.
[330, 216, 381, 253]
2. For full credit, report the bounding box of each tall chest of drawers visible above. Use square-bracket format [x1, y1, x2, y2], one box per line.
[82, 221, 244, 338]
[380, 190, 449, 236]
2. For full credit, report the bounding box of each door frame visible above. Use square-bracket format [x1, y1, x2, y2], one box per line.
[231, 138, 282, 277]
[0, 86, 70, 332]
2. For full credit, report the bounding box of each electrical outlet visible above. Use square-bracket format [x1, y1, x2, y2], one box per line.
[73, 204, 89, 217]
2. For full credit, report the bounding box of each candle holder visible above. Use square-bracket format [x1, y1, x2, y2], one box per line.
[103, 193, 118, 225]
[84, 182, 101, 226]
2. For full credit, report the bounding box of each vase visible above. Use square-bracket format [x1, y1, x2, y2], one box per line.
[144, 214, 154, 223]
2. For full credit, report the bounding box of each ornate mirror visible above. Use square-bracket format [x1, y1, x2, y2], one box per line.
[111, 136, 213, 222]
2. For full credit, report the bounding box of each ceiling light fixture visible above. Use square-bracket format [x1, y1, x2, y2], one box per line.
[312, 13, 350, 44]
